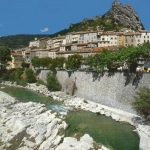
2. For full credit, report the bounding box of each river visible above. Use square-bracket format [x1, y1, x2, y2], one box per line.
[0, 85, 139, 150]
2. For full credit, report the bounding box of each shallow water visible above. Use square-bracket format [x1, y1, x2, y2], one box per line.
[0, 85, 139, 150]
[65, 111, 139, 150]
[0, 85, 62, 108]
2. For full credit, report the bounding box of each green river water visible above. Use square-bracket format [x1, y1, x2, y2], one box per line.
[0, 85, 139, 150]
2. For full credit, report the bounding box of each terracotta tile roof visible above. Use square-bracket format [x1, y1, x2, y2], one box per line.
[98, 31, 117, 35]
[11, 53, 23, 57]
[117, 33, 124, 36]
[124, 32, 141, 36]
[31, 48, 51, 52]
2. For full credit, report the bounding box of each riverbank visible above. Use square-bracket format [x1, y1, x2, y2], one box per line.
[0, 90, 109, 150]
[1, 81, 150, 150]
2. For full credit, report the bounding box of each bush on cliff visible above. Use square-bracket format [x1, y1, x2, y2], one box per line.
[132, 86, 150, 119]
[46, 72, 61, 91]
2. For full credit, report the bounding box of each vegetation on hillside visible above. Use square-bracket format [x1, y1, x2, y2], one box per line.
[0, 46, 11, 65]
[0, 34, 51, 49]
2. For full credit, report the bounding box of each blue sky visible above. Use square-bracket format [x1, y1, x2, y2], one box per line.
[0, 0, 150, 36]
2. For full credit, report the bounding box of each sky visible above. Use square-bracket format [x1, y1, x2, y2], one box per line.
[0, 0, 150, 37]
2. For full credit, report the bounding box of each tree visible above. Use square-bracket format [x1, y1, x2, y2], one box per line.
[65, 54, 83, 69]
[31, 57, 41, 68]
[25, 69, 36, 83]
[40, 57, 52, 68]
[21, 61, 28, 69]
[46, 72, 61, 91]
[0, 46, 11, 64]
[49, 57, 65, 72]
[132, 87, 150, 119]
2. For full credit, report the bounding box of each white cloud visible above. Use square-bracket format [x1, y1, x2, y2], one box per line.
[0, 23, 3, 27]
[40, 27, 49, 32]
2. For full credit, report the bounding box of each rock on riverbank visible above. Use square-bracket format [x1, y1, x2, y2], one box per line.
[0, 90, 109, 150]
[0, 91, 67, 150]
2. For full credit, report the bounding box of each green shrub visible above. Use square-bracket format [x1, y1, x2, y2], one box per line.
[132, 86, 150, 119]
[25, 69, 36, 83]
[2, 72, 10, 81]
[46, 72, 61, 91]
[17, 78, 27, 86]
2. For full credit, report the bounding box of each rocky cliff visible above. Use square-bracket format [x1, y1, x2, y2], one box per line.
[104, 1, 144, 30]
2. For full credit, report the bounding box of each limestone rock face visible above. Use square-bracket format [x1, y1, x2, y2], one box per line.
[105, 1, 144, 30]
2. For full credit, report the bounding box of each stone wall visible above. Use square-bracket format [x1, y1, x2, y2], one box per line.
[39, 70, 150, 114]
[56, 71, 150, 114]
[37, 69, 50, 83]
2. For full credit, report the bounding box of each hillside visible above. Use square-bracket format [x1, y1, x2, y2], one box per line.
[0, 1, 144, 49]
[0, 34, 52, 49]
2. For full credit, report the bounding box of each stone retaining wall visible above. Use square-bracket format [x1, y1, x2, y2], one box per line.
[39, 70, 150, 114]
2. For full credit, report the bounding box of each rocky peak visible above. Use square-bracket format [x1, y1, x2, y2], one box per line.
[105, 1, 144, 30]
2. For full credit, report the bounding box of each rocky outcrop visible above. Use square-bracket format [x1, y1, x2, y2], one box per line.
[136, 125, 150, 150]
[56, 134, 109, 150]
[105, 1, 144, 30]
[0, 91, 67, 150]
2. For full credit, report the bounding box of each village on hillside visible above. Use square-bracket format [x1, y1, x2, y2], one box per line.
[6, 28, 150, 72]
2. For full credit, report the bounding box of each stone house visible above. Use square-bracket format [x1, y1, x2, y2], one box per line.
[39, 37, 48, 49]
[49, 48, 59, 59]
[117, 33, 125, 46]
[29, 38, 39, 48]
[7, 53, 24, 70]
[98, 31, 110, 47]
[47, 36, 65, 49]
[139, 30, 150, 44]
[124, 32, 135, 46]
